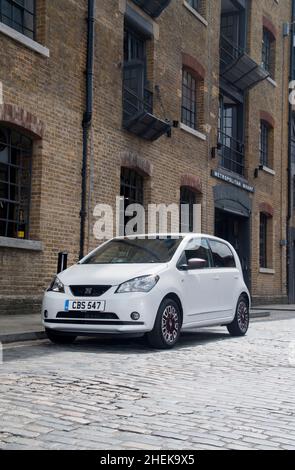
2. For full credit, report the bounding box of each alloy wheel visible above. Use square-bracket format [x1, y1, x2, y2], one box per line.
[237, 300, 249, 333]
[161, 304, 179, 345]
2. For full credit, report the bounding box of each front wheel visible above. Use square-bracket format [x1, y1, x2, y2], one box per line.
[147, 298, 181, 349]
[46, 329, 77, 345]
[227, 295, 250, 337]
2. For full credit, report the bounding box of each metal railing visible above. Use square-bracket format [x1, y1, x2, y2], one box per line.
[218, 131, 245, 176]
[123, 85, 153, 122]
[220, 34, 244, 72]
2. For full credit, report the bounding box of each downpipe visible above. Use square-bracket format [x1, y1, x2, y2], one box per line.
[80, 0, 95, 260]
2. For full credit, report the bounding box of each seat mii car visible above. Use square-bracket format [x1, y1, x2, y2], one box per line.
[43, 234, 250, 349]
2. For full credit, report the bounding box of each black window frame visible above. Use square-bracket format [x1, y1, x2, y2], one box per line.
[123, 24, 154, 122]
[260, 120, 271, 167]
[259, 213, 268, 268]
[262, 28, 274, 76]
[218, 93, 245, 176]
[180, 186, 196, 233]
[0, 125, 33, 239]
[181, 68, 197, 130]
[186, 0, 200, 12]
[120, 167, 144, 234]
[0, 0, 36, 40]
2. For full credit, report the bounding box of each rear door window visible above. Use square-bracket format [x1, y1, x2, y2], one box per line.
[209, 240, 236, 268]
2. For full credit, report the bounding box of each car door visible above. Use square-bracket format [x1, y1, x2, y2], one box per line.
[208, 238, 239, 318]
[177, 237, 217, 326]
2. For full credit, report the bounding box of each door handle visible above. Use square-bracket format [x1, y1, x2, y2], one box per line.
[213, 276, 220, 281]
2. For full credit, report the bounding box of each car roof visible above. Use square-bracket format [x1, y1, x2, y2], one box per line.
[113, 233, 231, 244]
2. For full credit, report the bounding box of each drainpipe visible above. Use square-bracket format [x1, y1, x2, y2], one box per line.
[80, 0, 95, 260]
[287, 0, 295, 300]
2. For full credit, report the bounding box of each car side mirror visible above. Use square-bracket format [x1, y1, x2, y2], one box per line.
[179, 258, 207, 271]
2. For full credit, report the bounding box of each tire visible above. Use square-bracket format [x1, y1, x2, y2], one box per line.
[227, 295, 250, 337]
[46, 329, 77, 345]
[147, 298, 181, 349]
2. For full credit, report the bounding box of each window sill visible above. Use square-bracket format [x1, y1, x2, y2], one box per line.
[266, 76, 277, 87]
[183, 1, 208, 27]
[0, 22, 50, 58]
[0, 236, 43, 251]
[261, 165, 276, 176]
[180, 122, 207, 141]
[259, 268, 275, 275]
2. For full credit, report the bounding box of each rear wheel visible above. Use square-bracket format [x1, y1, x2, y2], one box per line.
[46, 329, 77, 345]
[147, 298, 181, 349]
[227, 295, 250, 337]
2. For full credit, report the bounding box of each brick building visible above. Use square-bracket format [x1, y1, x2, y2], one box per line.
[0, 0, 293, 316]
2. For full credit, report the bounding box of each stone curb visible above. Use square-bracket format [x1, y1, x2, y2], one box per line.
[0, 331, 46, 344]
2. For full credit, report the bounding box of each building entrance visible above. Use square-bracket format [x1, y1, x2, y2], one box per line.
[215, 208, 251, 288]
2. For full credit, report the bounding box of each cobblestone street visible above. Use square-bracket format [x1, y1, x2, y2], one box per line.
[1, 317, 295, 450]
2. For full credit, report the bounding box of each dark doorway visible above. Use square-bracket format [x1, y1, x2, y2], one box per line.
[215, 208, 251, 288]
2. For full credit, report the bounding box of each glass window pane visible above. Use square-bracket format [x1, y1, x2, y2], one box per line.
[25, 0, 35, 13]
[0, 126, 32, 239]
[2, 0, 12, 17]
[0, 0, 35, 38]
[209, 240, 236, 268]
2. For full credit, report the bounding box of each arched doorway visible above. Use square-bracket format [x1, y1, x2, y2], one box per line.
[214, 185, 252, 289]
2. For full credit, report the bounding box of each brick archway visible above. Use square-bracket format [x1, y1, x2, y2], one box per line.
[263, 16, 277, 40]
[182, 53, 205, 79]
[120, 151, 153, 177]
[180, 174, 202, 194]
[260, 202, 274, 217]
[0, 104, 44, 139]
[260, 111, 275, 129]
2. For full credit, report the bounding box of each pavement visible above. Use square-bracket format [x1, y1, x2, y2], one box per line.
[0, 314, 46, 343]
[1, 305, 295, 344]
[1, 312, 295, 450]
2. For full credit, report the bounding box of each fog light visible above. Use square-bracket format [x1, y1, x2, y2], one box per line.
[44, 310, 48, 319]
[131, 312, 140, 321]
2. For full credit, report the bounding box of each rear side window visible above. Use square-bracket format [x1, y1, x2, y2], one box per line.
[209, 240, 236, 268]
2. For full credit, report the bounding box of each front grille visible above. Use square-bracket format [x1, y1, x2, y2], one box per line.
[70, 285, 111, 297]
[56, 311, 118, 320]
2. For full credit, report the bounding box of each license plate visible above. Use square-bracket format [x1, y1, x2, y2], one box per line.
[65, 300, 106, 312]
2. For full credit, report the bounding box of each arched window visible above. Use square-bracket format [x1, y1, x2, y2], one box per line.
[181, 69, 197, 130]
[260, 120, 271, 167]
[120, 167, 144, 234]
[259, 209, 273, 270]
[0, 126, 33, 239]
[262, 27, 276, 78]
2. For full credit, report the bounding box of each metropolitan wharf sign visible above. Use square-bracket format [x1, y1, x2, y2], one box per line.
[211, 169, 254, 193]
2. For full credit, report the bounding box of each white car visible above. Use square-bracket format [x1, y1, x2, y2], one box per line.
[42, 234, 250, 349]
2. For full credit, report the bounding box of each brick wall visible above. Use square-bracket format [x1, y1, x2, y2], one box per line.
[0, 0, 292, 314]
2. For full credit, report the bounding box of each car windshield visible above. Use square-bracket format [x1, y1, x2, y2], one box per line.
[82, 237, 183, 264]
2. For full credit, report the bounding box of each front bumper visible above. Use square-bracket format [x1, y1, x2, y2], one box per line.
[42, 288, 159, 335]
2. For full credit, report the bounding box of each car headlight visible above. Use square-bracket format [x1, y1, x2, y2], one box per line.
[47, 276, 65, 293]
[116, 275, 160, 293]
